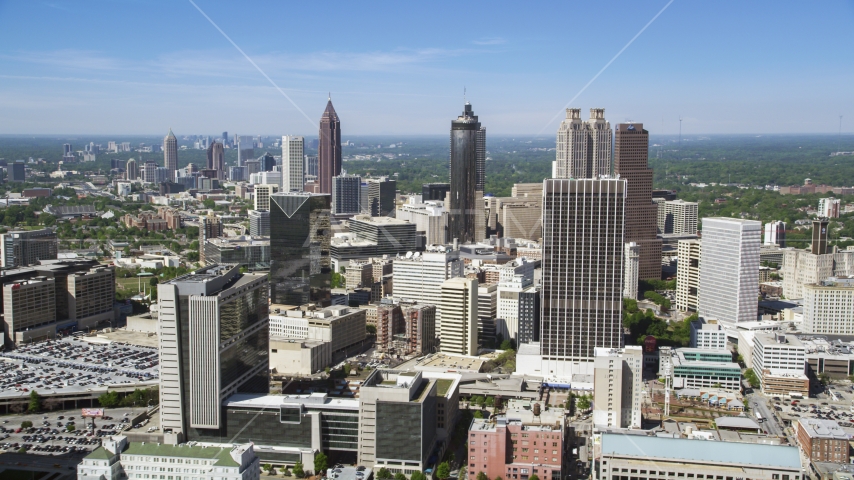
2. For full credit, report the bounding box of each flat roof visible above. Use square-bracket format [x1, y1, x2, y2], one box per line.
[715, 416, 761, 430]
[601, 433, 801, 469]
[225, 393, 359, 410]
[798, 418, 850, 440]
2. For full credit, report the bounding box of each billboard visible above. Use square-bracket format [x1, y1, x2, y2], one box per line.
[81, 408, 104, 418]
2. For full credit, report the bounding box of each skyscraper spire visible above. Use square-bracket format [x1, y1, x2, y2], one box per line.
[318, 98, 341, 194]
[163, 128, 178, 179]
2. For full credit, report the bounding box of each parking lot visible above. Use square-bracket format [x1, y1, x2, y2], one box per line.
[768, 393, 854, 432]
[0, 407, 149, 457]
[0, 337, 159, 400]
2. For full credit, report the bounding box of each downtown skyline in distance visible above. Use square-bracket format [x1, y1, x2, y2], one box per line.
[0, 1, 852, 136]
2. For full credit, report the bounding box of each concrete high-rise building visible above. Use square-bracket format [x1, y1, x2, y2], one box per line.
[269, 192, 332, 307]
[689, 317, 726, 351]
[393, 250, 464, 328]
[206, 141, 224, 179]
[477, 283, 497, 347]
[818, 197, 841, 218]
[396, 199, 448, 246]
[812, 219, 829, 255]
[803, 277, 854, 335]
[163, 129, 178, 178]
[237, 135, 254, 168]
[248, 210, 270, 237]
[282, 135, 305, 192]
[593, 346, 642, 429]
[367, 177, 397, 217]
[440, 277, 478, 356]
[318, 97, 342, 194]
[614, 123, 662, 281]
[553, 108, 611, 179]
[782, 249, 854, 299]
[158, 265, 269, 442]
[332, 174, 362, 215]
[260, 152, 276, 172]
[763, 221, 787, 247]
[142, 160, 158, 184]
[449, 103, 482, 244]
[0, 228, 58, 268]
[304, 155, 319, 178]
[125, 158, 138, 181]
[253, 184, 279, 212]
[697, 218, 761, 325]
[198, 212, 223, 264]
[676, 239, 701, 312]
[539, 178, 626, 375]
[623, 242, 640, 299]
[63, 143, 72, 155]
[658, 200, 699, 235]
[496, 274, 538, 343]
[476, 126, 486, 192]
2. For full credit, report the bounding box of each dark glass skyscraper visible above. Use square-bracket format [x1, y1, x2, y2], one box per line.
[318, 97, 342, 194]
[449, 103, 484, 244]
[269, 192, 332, 306]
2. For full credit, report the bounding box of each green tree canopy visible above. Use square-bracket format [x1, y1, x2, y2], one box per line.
[28, 390, 41, 413]
[377, 468, 393, 480]
[314, 452, 328, 475]
[292, 461, 304, 478]
[436, 462, 451, 480]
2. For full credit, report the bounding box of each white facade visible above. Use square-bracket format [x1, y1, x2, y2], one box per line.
[676, 239, 701, 311]
[763, 221, 786, 247]
[782, 249, 854, 299]
[752, 333, 805, 377]
[593, 346, 642, 429]
[440, 277, 478, 356]
[689, 318, 726, 351]
[818, 197, 841, 218]
[393, 250, 464, 328]
[803, 279, 854, 335]
[697, 217, 761, 325]
[269, 312, 310, 338]
[117, 182, 131, 197]
[497, 274, 533, 341]
[253, 183, 279, 212]
[623, 242, 639, 299]
[396, 200, 448, 245]
[249, 170, 281, 186]
[282, 135, 305, 192]
[659, 200, 699, 235]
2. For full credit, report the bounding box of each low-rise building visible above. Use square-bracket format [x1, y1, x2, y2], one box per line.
[670, 348, 741, 391]
[797, 418, 850, 463]
[203, 236, 270, 269]
[467, 416, 565, 480]
[690, 317, 726, 351]
[268, 304, 366, 362]
[598, 433, 802, 480]
[753, 333, 807, 395]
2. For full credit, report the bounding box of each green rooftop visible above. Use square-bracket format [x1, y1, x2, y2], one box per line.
[122, 443, 238, 466]
[85, 447, 115, 460]
[436, 379, 454, 397]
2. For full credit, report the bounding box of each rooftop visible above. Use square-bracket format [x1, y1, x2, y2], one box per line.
[798, 418, 850, 440]
[600, 433, 801, 469]
[225, 392, 359, 410]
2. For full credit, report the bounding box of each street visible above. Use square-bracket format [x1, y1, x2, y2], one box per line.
[747, 393, 784, 437]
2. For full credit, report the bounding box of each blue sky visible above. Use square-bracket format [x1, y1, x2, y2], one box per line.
[0, 0, 852, 135]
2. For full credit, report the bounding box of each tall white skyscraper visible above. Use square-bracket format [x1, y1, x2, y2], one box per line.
[763, 220, 786, 247]
[697, 217, 761, 325]
[553, 108, 612, 179]
[539, 178, 626, 376]
[393, 250, 464, 329]
[623, 242, 640, 299]
[282, 135, 305, 192]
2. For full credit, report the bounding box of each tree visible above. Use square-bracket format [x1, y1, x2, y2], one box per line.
[98, 391, 121, 408]
[366, 324, 377, 335]
[263, 464, 273, 473]
[436, 462, 451, 480]
[577, 395, 591, 411]
[21, 420, 33, 429]
[66, 424, 75, 432]
[499, 339, 515, 351]
[495, 476, 504, 480]
[477, 472, 489, 480]
[395, 473, 408, 480]
[28, 390, 41, 413]
[292, 461, 304, 478]
[818, 372, 832, 386]
[377, 468, 393, 480]
[743, 368, 761, 388]
[473, 410, 483, 419]
[485, 396, 495, 407]
[410, 472, 427, 480]
[314, 452, 328, 475]
[529, 475, 540, 480]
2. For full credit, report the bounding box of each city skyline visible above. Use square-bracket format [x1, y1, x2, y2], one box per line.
[0, 2, 851, 135]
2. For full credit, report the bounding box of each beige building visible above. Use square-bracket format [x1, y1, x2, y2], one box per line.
[676, 239, 701, 311]
[440, 277, 478, 356]
[803, 278, 854, 334]
[269, 337, 331, 376]
[345, 260, 373, 288]
[593, 346, 642, 429]
[782, 249, 854, 299]
[253, 183, 280, 211]
[657, 199, 699, 235]
[268, 304, 366, 361]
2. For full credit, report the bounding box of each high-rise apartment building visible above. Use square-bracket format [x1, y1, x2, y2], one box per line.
[198, 212, 223, 264]
[0, 228, 58, 268]
[125, 158, 137, 181]
[697, 218, 761, 325]
[782, 248, 854, 299]
[449, 103, 483, 244]
[332, 174, 362, 214]
[163, 129, 178, 179]
[763, 221, 787, 247]
[623, 242, 640, 299]
[253, 183, 279, 212]
[552, 108, 611, 179]
[477, 283, 497, 347]
[248, 210, 270, 237]
[142, 160, 158, 184]
[614, 123, 662, 281]
[496, 274, 539, 343]
[803, 277, 854, 335]
[269, 192, 332, 307]
[818, 197, 841, 218]
[158, 265, 270, 442]
[367, 177, 396, 217]
[593, 346, 642, 429]
[539, 178, 626, 374]
[440, 277, 478, 356]
[658, 200, 699, 235]
[393, 250, 464, 328]
[282, 135, 305, 192]
[318, 98, 342, 194]
[237, 135, 254, 168]
[676, 239, 701, 312]
[206, 141, 224, 179]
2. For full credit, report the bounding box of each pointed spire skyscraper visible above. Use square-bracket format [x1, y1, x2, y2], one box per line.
[318, 96, 341, 194]
[163, 128, 178, 179]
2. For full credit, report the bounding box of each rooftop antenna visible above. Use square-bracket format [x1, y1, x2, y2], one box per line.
[678, 115, 683, 147]
[464, 86, 467, 104]
[838, 115, 844, 154]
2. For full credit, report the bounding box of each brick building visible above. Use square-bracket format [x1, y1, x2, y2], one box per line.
[468, 416, 565, 480]
[797, 418, 850, 463]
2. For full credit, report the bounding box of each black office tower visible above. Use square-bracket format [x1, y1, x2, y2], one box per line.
[422, 183, 450, 202]
[269, 192, 332, 307]
[812, 218, 829, 255]
[449, 103, 484, 244]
